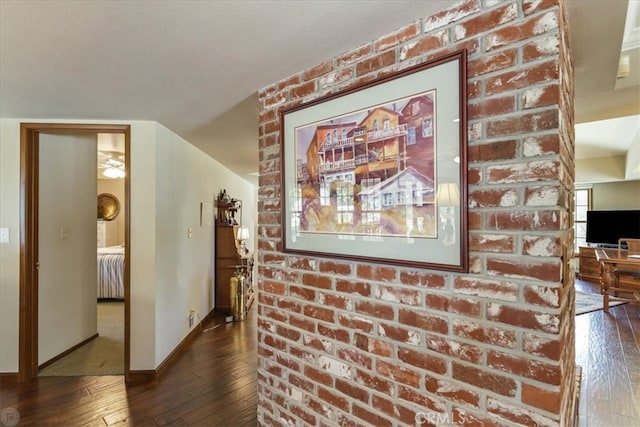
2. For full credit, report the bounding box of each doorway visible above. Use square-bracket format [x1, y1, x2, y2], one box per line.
[19, 123, 131, 382]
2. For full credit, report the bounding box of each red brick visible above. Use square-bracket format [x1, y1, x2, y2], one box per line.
[356, 50, 396, 76]
[468, 96, 516, 120]
[523, 333, 561, 360]
[468, 168, 481, 186]
[454, 3, 517, 41]
[277, 298, 302, 313]
[319, 293, 352, 310]
[371, 395, 418, 425]
[336, 279, 371, 296]
[317, 324, 350, 343]
[426, 294, 481, 317]
[425, 375, 480, 407]
[262, 306, 287, 322]
[468, 48, 517, 77]
[524, 285, 561, 308]
[487, 397, 556, 425]
[523, 35, 560, 62]
[487, 110, 559, 138]
[523, 0, 558, 15]
[468, 211, 482, 230]
[524, 185, 562, 206]
[276, 325, 301, 342]
[353, 333, 393, 357]
[353, 369, 393, 394]
[355, 300, 395, 320]
[379, 323, 421, 345]
[523, 84, 560, 109]
[263, 334, 287, 351]
[376, 359, 420, 387]
[319, 260, 352, 276]
[303, 304, 334, 322]
[426, 334, 482, 363]
[469, 232, 515, 253]
[290, 285, 316, 302]
[469, 140, 518, 163]
[452, 408, 504, 427]
[485, 10, 559, 51]
[522, 383, 561, 413]
[317, 386, 349, 411]
[523, 235, 561, 257]
[375, 285, 420, 305]
[424, 0, 481, 31]
[277, 74, 301, 91]
[289, 373, 314, 393]
[453, 318, 517, 349]
[303, 61, 333, 81]
[288, 314, 315, 333]
[487, 303, 560, 334]
[488, 349, 560, 384]
[276, 353, 300, 371]
[468, 188, 518, 208]
[399, 271, 446, 288]
[399, 308, 448, 334]
[399, 30, 449, 61]
[336, 378, 369, 403]
[357, 264, 396, 282]
[487, 61, 558, 96]
[337, 347, 373, 370]
[338, 314, 373, 333]
[352, 403, 393, 427]
[302, 273, 332, 289]
[398, 347, 447, 374]
[468, 80, 481, 99]
[337, 44, 372, 67]
[374, 22, 420, 51]
[305, 365, 333, 387]
[398, 385, 447, 412]
[288, 257, 316, 271]
[487, 257, 561, 282]
[486, 210, 560, 231]
[452, 362, 517, 396]
[454, 277, 518, 301]
[319, 68, 354, 89]
[290, 403, 317, 425]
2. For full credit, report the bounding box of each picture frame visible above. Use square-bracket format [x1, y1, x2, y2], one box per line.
[280, 50, 468, 272]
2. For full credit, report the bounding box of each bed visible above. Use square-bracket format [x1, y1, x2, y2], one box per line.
[97, 245, 124, 299]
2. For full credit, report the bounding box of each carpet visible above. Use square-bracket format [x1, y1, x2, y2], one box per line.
[39, 301, 124, 376]
[575, 291, 625, 315]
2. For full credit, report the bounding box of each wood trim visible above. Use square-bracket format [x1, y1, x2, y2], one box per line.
[19, 123, 131, 383]
[38, 333, 98, 370]
[126, 308, 217, 385]
[0, 373, 19, 388]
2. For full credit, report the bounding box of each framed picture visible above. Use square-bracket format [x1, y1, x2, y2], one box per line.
[280, 50, 468, 272]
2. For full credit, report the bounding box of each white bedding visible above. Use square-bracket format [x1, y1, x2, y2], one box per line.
[97, 245, 124, 299]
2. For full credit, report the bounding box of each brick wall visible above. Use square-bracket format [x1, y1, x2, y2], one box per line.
[257, 0, 575, 425]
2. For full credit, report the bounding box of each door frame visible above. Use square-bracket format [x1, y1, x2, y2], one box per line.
[19, 123, 131, 382]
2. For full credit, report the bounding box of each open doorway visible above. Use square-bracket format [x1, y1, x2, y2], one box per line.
[19, 123, 131, 382]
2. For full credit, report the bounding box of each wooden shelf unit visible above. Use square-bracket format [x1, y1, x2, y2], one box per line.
[578, 246, 600, 283]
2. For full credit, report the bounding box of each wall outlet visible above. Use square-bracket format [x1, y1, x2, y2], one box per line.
[189, 311, 195, 327]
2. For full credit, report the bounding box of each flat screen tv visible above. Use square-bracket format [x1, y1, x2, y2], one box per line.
[586, 210, 640, 247]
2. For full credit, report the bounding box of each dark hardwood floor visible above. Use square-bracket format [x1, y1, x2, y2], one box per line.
[1, 281, 638, 426]
[0, 306, 257, 426]
[575, 278, 640, 427]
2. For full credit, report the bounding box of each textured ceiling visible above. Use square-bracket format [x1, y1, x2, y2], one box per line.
[1, 1, 639, 180]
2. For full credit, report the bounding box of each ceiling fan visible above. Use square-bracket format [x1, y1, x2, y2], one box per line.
[98, 151, 125, 179]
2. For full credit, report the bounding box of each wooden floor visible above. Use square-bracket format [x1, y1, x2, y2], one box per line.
[575, 278, 640, 427]
[1, 282, 638, 426]
[0, 307, 257, 426]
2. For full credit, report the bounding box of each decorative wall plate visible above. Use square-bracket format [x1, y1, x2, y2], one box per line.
[97, 193, 120, 221]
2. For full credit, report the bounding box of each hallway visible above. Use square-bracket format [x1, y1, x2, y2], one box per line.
[0, 307, 257, 426]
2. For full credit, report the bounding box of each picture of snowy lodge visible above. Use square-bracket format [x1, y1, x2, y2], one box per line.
[294, 92, 438, 237]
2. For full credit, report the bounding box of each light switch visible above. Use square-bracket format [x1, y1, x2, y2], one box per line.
[187, 227, 193, 239]
[0, 228, 9, 243]
[59, 226, 68, 240]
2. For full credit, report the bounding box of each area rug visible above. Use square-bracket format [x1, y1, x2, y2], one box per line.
[38, 301, 124, 376]
[575, 291, 625, 315]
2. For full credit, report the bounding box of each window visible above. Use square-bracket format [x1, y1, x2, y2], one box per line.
[407, 127, 416, 145]
[574, 187, 591, 252]
[422, 117, 433, 137]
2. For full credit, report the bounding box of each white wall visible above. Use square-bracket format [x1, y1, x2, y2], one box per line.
[38, 133, 97, 364]
[0, 118, 257, 373]
[592, 180, 640, 209]
[575, 155, 626, 184]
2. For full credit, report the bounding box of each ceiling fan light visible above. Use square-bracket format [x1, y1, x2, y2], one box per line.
[103, 167, 125, 179]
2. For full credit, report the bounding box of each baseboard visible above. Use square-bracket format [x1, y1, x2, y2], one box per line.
[38, 333, 99, 370]
[0, 373, 19, 388]
[127, 308, 216, 385]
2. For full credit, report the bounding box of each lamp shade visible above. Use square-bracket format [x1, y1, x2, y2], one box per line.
[436, 183, 459, 207]
[236, 226, 250, 241]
